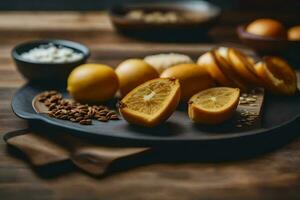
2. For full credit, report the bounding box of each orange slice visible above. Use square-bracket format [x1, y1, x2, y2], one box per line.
[197, 52, 235, 87]
[188, 87, 240, 124]
[228, 48, 261, 86]
[214, 48, 249, 91]
[119, 78, 180, 127]
[254, 56, 297, 95]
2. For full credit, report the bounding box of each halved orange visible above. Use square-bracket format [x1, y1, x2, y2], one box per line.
[228, 48, 261, 86]
[254, 56, 297, 95]
[197, 52, 235, 87]
[247, 56, 256, 66]
[188, 87, 240, 124]
[214, 48, 249, 91]
[119, 78, 181, 127]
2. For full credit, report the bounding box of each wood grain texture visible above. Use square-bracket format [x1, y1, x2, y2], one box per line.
[0, 11, 300, 200]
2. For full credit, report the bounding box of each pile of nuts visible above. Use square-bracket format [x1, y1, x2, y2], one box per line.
[37, 91, 119, 125]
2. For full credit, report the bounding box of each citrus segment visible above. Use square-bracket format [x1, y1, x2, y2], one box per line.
[214, 49, 248, 91]
[197, 52, 235, 87]
[228, 48, 261, 86]
[254, 57, 297, 95]
[188, 87, 240, 124]
[119, 78, 180, 127]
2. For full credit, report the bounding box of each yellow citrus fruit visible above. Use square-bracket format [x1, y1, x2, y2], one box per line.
[227, 48, 261, 86]
[214, 49, 249, 91]
[67, 64, 119, 102]
[247, 56, 256, 66]
[119, 78, 180, 127]
[197, 52, 235, 87]
[160, 63, 214, 102]
[254, 56, 297, 95]
[115, 59, 159, 97]
[188, 87, 240, 124]
[246, 18, 287, 39]
[288, 26, 300, 41]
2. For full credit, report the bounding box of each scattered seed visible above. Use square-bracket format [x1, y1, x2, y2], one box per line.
[249, 103, 258, 107]
[239, 100, 247, 104]
[70, 118, 76, 122]
[246, 97, 256, 102]
[109, 115, 120, 120]
[79, 119, 92, 125]
[98, 117, 108, 122]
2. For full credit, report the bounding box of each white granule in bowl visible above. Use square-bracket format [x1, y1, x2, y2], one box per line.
[144, 53, 193, 74]
[20, 43, 84, 63]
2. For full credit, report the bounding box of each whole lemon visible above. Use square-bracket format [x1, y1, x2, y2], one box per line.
[67, 64, 119, 102]
[115, 59, 159, 97]
[160, 63, 214, 102]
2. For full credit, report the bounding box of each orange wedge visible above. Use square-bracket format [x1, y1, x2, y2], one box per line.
[247, 56, 256, 66]
[119, 78, 181, 127]
[188, 87, 240, 124]
[228, 48, 261, 86]
[197, 52, 235, 87]
[254, 56, 297, 95]
[214, 48, 249, 91]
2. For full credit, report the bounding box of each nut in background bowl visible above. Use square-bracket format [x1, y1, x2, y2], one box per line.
[12, 39, 90, 86]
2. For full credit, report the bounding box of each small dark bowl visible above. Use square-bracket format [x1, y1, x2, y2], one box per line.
[109, 1, 221, 42]
[12, 39, 90, 86]
[237, 25, 300, 55]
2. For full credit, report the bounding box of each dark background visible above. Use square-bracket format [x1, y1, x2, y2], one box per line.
[0, 0, 300, 11]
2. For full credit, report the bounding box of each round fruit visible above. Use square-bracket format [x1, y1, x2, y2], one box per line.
[246, 18, 287, 39]
[197, 52, 235, 87]
[67, 64, 119, 102]
[160, 63, 214, 101]
[119, 78, 180, 127]
[288, 25, 300, 41]
[115, 59, 159, 97]
[227, 48, 261, 86]
[254, 56, 297, 95]
[144, 53, 193, 74]
[214, 48, 248, 91]
[188, 87, 240, 124]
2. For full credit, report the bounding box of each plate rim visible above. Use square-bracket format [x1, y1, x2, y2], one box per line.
[11, 84, 300, 144]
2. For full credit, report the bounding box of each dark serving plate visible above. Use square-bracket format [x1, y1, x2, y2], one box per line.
[12, 84, 300, 146]
[109, 1, 221, 42]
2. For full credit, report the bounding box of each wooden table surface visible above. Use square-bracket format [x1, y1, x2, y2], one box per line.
[1, 11, 300, 200]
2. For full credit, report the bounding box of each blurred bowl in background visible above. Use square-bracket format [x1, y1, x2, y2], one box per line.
[237, 25, 300, 55]
[12, 39, 90, 86]
[109, 1, 221, 42]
